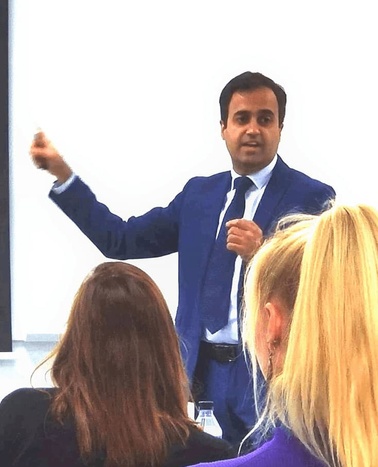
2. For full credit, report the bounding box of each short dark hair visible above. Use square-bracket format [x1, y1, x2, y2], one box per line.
[219, 71, 287, 127]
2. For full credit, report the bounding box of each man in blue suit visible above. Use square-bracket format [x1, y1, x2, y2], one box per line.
[30, 72, 335, 446]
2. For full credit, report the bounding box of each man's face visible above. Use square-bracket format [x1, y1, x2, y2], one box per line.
[221, 87, 283, 175]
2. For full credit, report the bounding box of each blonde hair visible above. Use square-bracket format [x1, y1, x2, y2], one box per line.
[243, 204, 378, 467]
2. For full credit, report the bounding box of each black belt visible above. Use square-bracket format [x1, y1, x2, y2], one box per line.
[200, 340, 241, 363]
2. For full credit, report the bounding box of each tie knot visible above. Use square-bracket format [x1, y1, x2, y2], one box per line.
[234, 176, 253, 194]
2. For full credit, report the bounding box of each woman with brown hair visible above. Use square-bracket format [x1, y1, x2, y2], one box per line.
[0, 261, 234, 466]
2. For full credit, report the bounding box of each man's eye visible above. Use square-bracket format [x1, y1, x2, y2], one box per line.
[235, 115, 248, 124]
[259, 116, 273, 125]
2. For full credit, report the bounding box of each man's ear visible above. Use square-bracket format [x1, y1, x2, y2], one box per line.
[220, 120, 226, 140]
[264, 299, 287, 344]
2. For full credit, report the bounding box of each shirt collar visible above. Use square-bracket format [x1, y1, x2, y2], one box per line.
[231, 154, 278, 190]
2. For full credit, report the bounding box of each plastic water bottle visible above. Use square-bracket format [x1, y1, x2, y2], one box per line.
[195, 400, 223, 438]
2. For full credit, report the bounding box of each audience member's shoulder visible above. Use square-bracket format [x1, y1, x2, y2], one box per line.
[190, 427, 326, 467]
[232, 427, 326, 467]
[0, 387, 56, 411]
[163, 426, 237, 467]
[188, 425, 237, 456]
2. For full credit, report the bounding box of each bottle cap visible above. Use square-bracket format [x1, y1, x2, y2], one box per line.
[197, 400, 214, 410]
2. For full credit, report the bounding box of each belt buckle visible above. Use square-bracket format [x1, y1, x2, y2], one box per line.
[215, 344, 237, 363]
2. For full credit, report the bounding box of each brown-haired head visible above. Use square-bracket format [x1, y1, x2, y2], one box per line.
[49, 261, 193, 466]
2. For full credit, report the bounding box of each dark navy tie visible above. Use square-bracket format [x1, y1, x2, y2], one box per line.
[201, 176, 253, 334]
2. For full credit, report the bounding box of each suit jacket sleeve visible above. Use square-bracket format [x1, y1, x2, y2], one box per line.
[49, 176, 184, 260]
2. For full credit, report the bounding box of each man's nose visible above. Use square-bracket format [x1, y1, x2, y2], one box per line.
[246, 121, 260, 134]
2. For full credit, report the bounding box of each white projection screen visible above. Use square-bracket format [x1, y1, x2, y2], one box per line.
[8, 0, 378, 341]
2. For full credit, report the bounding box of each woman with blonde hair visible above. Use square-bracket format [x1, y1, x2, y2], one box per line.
[0, 261, 234, 466]
[193, 203, 378, 466]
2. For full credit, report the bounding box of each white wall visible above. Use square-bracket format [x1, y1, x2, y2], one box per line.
[9, 0, 378, 339]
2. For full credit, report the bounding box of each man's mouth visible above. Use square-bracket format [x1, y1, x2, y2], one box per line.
[242, 141, 260, 148]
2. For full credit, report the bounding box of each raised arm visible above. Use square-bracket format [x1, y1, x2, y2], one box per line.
[30, 130, 73, 183]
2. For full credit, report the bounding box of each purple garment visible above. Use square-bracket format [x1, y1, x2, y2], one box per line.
[191, 427, 327, 467]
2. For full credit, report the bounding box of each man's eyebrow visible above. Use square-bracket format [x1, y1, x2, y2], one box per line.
[258, 109, 275, 115]
[233, 110, 250, 116]
[232, 108, 275, 116]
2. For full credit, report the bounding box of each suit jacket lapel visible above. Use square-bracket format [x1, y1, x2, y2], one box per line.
[186, 172, 232, 289]
[253, 156, 292, 234]
[197, 172, 232, 249]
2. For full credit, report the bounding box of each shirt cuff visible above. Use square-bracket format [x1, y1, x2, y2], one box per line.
[52, 173, 77, 194]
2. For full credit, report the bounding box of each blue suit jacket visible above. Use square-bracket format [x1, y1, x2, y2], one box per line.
[50, 156, 335, 379]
